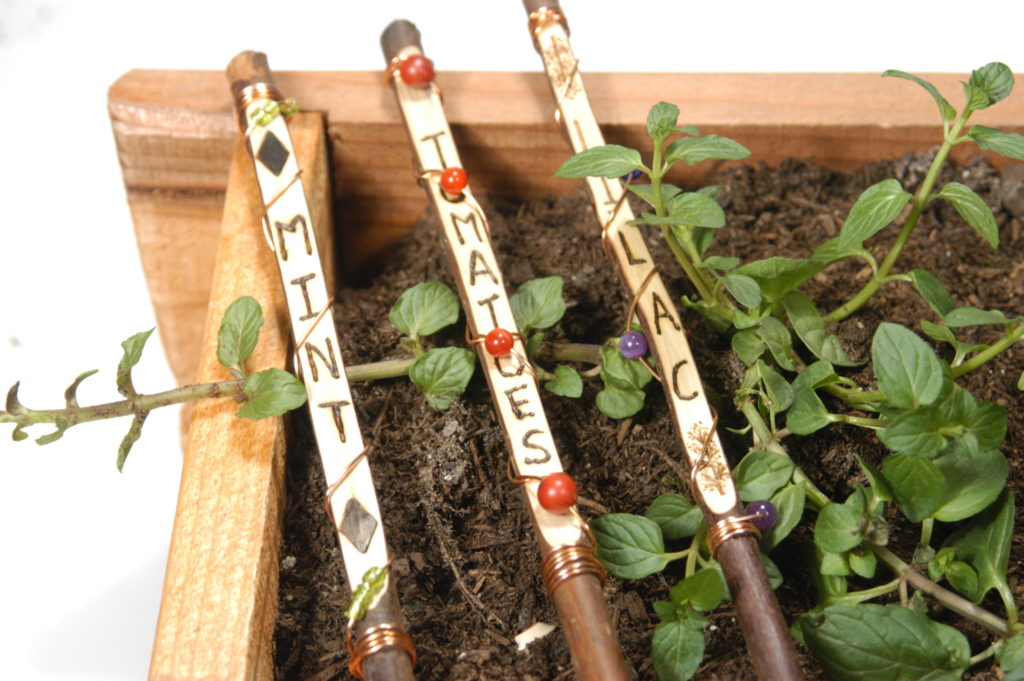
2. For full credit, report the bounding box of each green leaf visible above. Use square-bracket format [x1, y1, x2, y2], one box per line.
[652, 619, 705, 681]
[721, 273, 762, 309]
[934, 181, 998, 248]
[64, 369, 99, 409]
[733, 257, 824, 305]
[734, 450, 795, 503]
[525, 331, 544, 358]
[881, 453, 945, 522]
[838, 179, 912, 249]
[757, 316, 796, 372]
[871, 323, 945, 409]
[647, 101, 680, 143]
[819, 549, 852, 577]
[882, 70, 957, 123]
[783, 291, 859, 367]
[646, 493, 703, 540]
[700, 255, 740, 271]
[670, 191, 726, 228]
[116, 411, 149, 472]
[945, 489, 1014, 604]
[409, 346, 476, 410]
[595, 385, 646, 419]
[763, 483, 805, 548]
[35, 417, 71, 446]
[787, 386, 835, 435]
[670, 568, 729, 611]
[555, 144, 643, 179]
[510, 276, 566, 333]
[591, 513, 670, 579]
[880, 406, 947, 458]
[848, 547, 877, 579]
[1019, 369, 1024, 391]
[796, 603, 970, 681]
[117, 328, 154, 397]
[815, 502, 864, 553]
[217, 296, 264, 373]
[544, 365, 582, 398]
[731, 330, 764, 365]
[600, 345, 652, 391]
[929, 546, 955, 581]
[238, 368, 308, 420]
[627, 182, 682, 208]
[756, 361, 794, 414]
[966, 62, 1014, 109]
[933, 447, 1008, 524]
[664, 134, 751, 166]
[945, 561, 980, 601]
[968, 125, 1024, 161]
[388, 281, 460, 341]
[853, 453, 893, 502]
[997, 634, 1024, 681]
[944, 306, 1012, 327]
[908, 269, 955, 317]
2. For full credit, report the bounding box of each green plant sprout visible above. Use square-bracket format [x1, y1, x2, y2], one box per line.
[557, 63, 1024, 681]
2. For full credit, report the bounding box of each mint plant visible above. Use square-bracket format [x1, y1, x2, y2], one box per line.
[558, 63, 1024, 680]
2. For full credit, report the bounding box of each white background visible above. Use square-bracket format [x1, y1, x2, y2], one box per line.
[0, 1, 1017, 679]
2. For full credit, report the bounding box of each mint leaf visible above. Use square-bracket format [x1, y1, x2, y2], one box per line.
[591, 513, 670, 579]
[627, 182, 682, 208]
[238, 368, 307, 420]
[933, 445, 1007, 523]
[556, 144, 644, 179]
[544, 365, 582, 398]
[796, 603, 970, 681]
[944, 489, 1014, 605]
[646, 493, 702, 541]
[510, 276, 566, 332]
[734, 449, 795, 503]
[652, 619, 705, 681]
[882, 70, 957, 123]
[763, 483, 805, 548]
[595, 384, 645, 419]
[934, 181, 998, 248]
[600, 345, 652, 391]
[871, 323, 945, 409]
[945, 561, 980, 601]
[838, 179, 912, 249]
[668, 191, 726, 228]
[814, 502, 863, 553]
[731, 330, 764, 365]
[966, 62, 1014, 109]
[879, 406, 947, 458]
[997, 634, 1024, 681]
[848, 547, 877, 579]
[670, 568, 729, 611]
[388, 281, 460, 341]
[117, 328, 155, 398]
[881, 453, 945, 523]
[755, 360, 794, 415]
[647, 101, 680, 144]
[783, 291, 859, 367]
[217, 296, 264, 374]
[664, 134, 751, 166]
[943, 306, 1012, 327]
[409, 346, 476, 410]
[733, 257, 824, 305]
[721, 273, 762, 309]
[968, 125, 1024, 161]
[908, 269, 955, 317]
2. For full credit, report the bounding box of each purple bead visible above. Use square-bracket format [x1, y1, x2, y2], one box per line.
[747, 500, 777, 531]
[621, 169, 643, 182]
[619, 330, 648, 360]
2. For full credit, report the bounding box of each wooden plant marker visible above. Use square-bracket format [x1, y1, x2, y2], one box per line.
[382, 21, 632, 681]
[227, 51, 415, 681]
[522, 2, 803, 679]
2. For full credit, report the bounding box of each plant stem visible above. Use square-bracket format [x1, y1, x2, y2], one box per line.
[345, 357, 417, 382]
[871, 544, 1011, 635]
[824, 108, 972, 324]
[829, 577, 902, 606]
[832, 413, 887, 429]
[951, 322, 1024, 378]
[968, 641, 999, 668]
[538, 342, 604, 366]
[920, 518, 934, 548]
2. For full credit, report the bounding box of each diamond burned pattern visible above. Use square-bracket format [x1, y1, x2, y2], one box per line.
[340, 498, 377, 553]
[256, 131, 289, 176]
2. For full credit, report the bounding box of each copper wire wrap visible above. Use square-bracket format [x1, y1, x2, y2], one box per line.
[235, 82, 284, 130]
[346, 623, 417, 679]
[705, 514, 761, 559]
[464, 325, 535, 378]
[542, 542, 606, 596]
[528, 7, 570, 52]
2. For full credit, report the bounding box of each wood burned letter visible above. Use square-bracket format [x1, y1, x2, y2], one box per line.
[468, 250, 498, 286]
[451, 211, 483, 246]
[504, 384, 534, 420]
[476, 293, 500, 328]
[651, 291, 682, 335]
[290, 272, 318, 321]
[319, 400, 350, 442]
[274, 214, 312, 261]
[305, 337, 341, 382]
[671, 360, 700, 401]
[522, 429, 552, 465]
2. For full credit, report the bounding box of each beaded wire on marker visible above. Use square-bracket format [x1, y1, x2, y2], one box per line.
[465, 325, 537, 379]
[385, 53, 444, 100]
[620, 265, 663, 383]
[324, 445, 371, 529]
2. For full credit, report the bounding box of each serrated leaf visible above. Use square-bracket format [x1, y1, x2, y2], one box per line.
[934, 181, 998, 248]
[879, 406, 947, 458]
[787, 386, 835, 435]
[933, 448, 1008, 524]
[217, 296, 264, 373]
[238, 368, 307, 419]
[626, 182, 682, 208]
[591, 513, 670, 578]
[757, 316, 796, 372]
[670, 568, 729, 611]
[966, 62, 1014, 109]
[116, 411, 149, 472]
[783, 291, 859, 367]
[668, 191, 726, 228]
[908, 269, 955, 317]
[388, 281, 460, 341]
[945, 489, 1014, 605]
[838, 179, 912, 249]
[819, 549, 852, 577]
[853, 452, 893, 502]
[664, 134, 751, 166]
[721, 273, 761, 309]
[881, 453, 945, 522]
[969, 125, 1024, 161]
[409, 347, 476, 411]
[647, 101, 680, 143]
[733, 257, 824, 306]
[600, 345, 652, 391]
[944, 306, 1012, 327]
[945, 561, 980, 601]
[652, 619, 705, 681]
[997, 634, 1024, 681]
[731, 330, 764, 365]
[64, 369, 98, 409]
[796, 603, 970, 681]
[510, 276, 566, 332]
[811, 236, 874, 266]
[555, 144, 644, 179]
[763, 483, 805, 548]
[595, 385, 646, 419]
[734, 449, 794, 503]
[815, 502, 864, 553]
[117, 328, 154, 398]
[756, 361, 794, 414]
[646, 493, 703, 540]
[700, 255, 740, 271]
[848, 547, 877, 579]
[883, 69, 957, 123]
[544, 365, 582, 398]
[871, 323, 945, 409]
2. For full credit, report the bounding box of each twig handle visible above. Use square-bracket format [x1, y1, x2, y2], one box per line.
[380, 19, 423, 62]
[523, 0, 559, 12]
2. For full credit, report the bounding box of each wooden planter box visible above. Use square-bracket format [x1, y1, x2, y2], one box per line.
[109, 71, 1024, 681]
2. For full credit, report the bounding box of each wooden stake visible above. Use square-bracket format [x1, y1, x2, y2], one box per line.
[227, 51, 414, 681]
[382, 21, 633, 681]
[522, 3, 803, 679]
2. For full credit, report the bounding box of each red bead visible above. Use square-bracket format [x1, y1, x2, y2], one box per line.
[537, 473, 577, 514]
[399, 54, 434, 89]
[484, 328, 514, 357]
[440, 167, 468, 195]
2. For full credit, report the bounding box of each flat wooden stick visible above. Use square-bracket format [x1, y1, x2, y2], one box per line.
[522, 3, 803, 680]
[227, 51, 415, 681]
[382, 21, 633, 681]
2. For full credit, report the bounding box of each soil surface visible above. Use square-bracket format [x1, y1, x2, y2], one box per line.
[274, 154, 1024, 681]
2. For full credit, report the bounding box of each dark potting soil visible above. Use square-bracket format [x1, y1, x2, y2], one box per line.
[274, 154, 1024, 681]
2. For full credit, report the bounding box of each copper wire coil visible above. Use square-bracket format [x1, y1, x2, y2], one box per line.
[347, 623, 417, 678]
[542, 543, 606, 596]
[705, 515, 760, 558]
[528, 7, 570, 51]
[237, 82, 283, 109]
